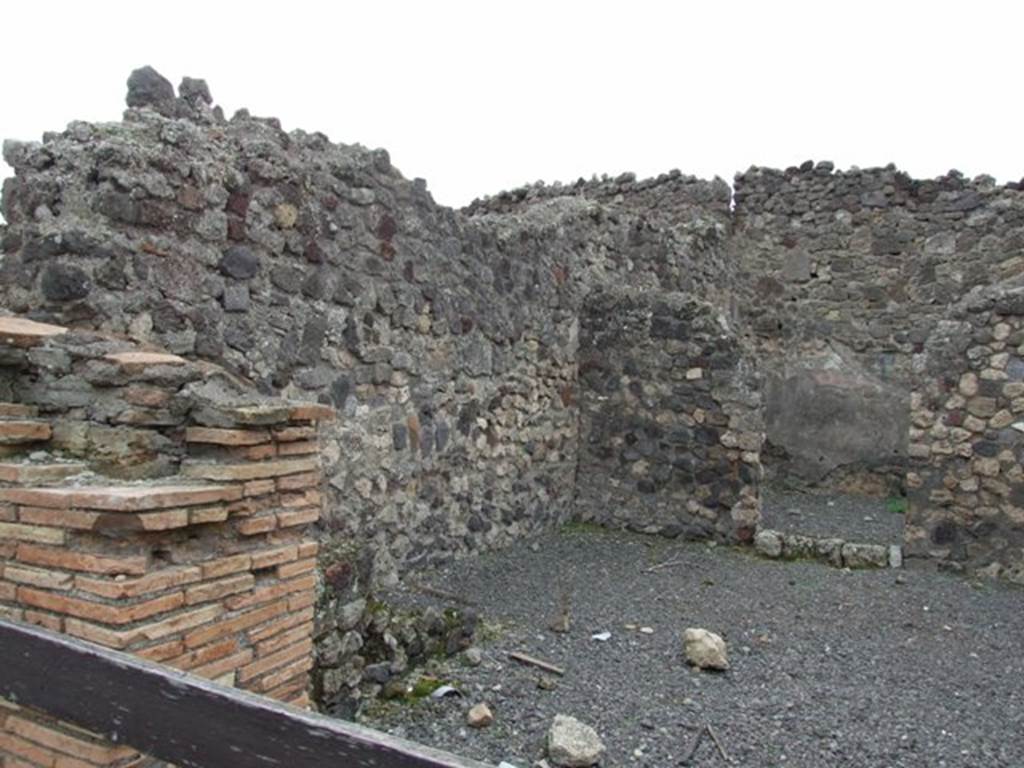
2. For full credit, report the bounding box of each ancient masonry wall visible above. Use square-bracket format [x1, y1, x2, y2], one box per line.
[576, 290, 762, 541]
[0, 103, 590, 592]
[0, 315, 333, 766]
[0, 73, 740, 590]
[0, 70, 757, 709]
[0, 65, 1022, 728]
[905, 284, 1024, 582]
[731, 164, 1024, 488]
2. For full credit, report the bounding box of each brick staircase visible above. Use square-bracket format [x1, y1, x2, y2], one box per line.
[0, 315, 334, 768]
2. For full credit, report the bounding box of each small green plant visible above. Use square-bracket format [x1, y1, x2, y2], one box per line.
[409, 675, 446, 699]
[560, 520, 607, 535]
[474, 617, 508, 643]
[886, 496, 908, 515]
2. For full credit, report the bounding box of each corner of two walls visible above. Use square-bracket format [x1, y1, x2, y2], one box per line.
[469, 171, 764, 542]
[1, 103, 758, 709]
[0, 109, 583, 596]
[575, 289, 763, 542]
[8, 90, 1023, 648]
[2, 118, 755, 591]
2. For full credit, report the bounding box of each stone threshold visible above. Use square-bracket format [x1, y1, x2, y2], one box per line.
[754, 528, 903, 569]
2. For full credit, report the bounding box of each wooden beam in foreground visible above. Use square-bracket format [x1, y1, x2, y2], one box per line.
[0, 619, 492, 768]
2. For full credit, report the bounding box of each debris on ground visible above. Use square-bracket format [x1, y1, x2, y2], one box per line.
[508, 651, 564, 676]
[467, 703, 494, 728]
[364, 528, 1024, 767]
[683, 628, 730, 671]
[547, 714, 605, 767]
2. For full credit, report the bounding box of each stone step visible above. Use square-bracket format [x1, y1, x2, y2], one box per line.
[0, 482, 243, 512]
[0, 316, 68, 348]
[0, 461, 89, 484]
[0, 420, 52, 445]
[0, 403, 39, 419]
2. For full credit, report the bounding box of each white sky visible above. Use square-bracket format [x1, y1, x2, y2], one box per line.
[1, 0, 1022, 209]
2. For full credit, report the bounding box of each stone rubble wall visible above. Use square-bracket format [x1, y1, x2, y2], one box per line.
[463, 169, 733, 234]
[905, 284, 1024, 580]
[0, 315, 334, 765]
[576, 289, 762, 541]
[1, 69, 1023, 732]
[0, 71, 741, 594]
[0, 69, 745, 711]
[733, 163, 1024, 367]
[0, 105, 580, 587]
[731, 162, 1024, 488]
[464, 170, 737, 310]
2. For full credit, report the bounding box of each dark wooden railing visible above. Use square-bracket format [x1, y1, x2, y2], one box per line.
[0, 619, 492, 768]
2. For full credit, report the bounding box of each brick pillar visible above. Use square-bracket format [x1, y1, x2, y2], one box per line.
[1, 316, 334, 767]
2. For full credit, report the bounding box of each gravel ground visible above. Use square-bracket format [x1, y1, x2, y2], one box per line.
[361, 527, 1024, 768]
[760, 488, 904, 544]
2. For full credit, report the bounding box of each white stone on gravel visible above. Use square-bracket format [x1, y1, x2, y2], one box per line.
[547, 714, 605, 767]
[683, 627, 729, 671]
[467, 703, 494, 728]
[888, 545, 903, 569]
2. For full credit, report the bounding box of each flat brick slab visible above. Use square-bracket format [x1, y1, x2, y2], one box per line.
[0, 316, 68, 347]
[185, 427, 271, 446]
[0, 462, 88, 484]
[181, 457, 319, 482]
[104, 351, 187, 367]
[0, 483, 243, 511]
[287, 404, 336, 422]
[0, 421, 52, 445]
[195, 402, 336, 427]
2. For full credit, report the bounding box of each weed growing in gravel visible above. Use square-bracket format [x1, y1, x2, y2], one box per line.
[560, 521, 609, 535]
[409, 676, 448, 698]
[473, 618, 508, 644]
[886, 496, 908, 514]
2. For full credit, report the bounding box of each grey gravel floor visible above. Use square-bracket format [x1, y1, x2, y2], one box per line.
[760, 488, 905, 544]
[362, 528, 1024, 768]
